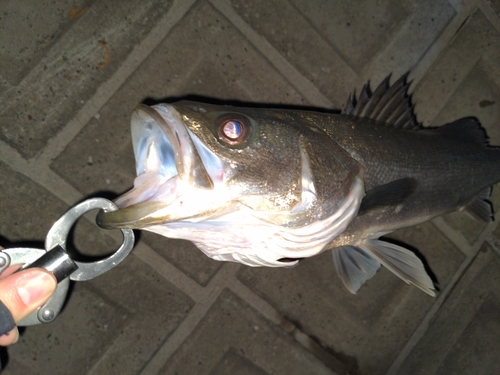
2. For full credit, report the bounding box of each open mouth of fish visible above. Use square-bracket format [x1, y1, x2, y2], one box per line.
[97, 104, 232, 229]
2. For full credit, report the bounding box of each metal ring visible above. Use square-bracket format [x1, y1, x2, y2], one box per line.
[0, 252, 11, 274]
[45, 198, 135, 281]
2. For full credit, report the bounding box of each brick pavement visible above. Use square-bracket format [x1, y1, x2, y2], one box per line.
[1, 1, 500, 374]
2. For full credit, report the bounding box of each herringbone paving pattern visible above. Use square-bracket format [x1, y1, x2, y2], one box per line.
[1, 1, 500, 374]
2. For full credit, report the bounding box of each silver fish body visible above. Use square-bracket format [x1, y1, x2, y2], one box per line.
[97, 74, 500, 296]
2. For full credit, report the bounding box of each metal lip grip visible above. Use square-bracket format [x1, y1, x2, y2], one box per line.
[45, 198, 135, 281]
[0, 198, 135, 327]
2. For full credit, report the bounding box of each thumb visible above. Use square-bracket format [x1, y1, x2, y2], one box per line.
[0, 268, 57, 322]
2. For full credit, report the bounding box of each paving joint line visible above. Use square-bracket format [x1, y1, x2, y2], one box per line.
[486, 238, 500, 258]
[138, 240, 347, 373]
[133, 242, 206, 301]
[409, 4, 475, 89]
[478, 0, 500, 34]
[431, 216, 475, 256]
[230, 279, 346, 374]
[1, 0, 198, 204]
[34, 0, 198, 166]
[365, 2, 461, 84]
[386, 213, 495, 375]
[472, 220, 500, 248]
[284, 0, 358, 77]
[138, 261, 240, 374]
[0, 140, 84, 205]
[386, 250, 477, 375]
[209, 0, 332, 108]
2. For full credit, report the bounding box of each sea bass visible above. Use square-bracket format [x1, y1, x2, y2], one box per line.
[97, 74, 500, 296]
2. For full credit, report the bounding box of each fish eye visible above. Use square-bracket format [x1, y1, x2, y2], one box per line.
[222, 120, 242, 139]
[216, 114, 252, 146]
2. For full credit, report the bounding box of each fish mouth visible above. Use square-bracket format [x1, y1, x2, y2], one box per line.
[97, 103, 228, 229]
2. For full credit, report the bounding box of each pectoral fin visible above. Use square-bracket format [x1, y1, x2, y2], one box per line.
[358, 177, 417, 215]
[332, 239, 436, 296]
[332, 245, 381, 294]
[360, 239, 436, 296]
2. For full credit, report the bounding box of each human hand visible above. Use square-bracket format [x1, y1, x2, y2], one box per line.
[0, 247, 57, 346]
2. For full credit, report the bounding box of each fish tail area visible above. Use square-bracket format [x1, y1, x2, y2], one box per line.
[332, 239, 436, 296]
[464, 187, 494, 223]
[435, 117, 498, 222]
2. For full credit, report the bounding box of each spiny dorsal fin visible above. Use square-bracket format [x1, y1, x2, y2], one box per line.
[435, 117, 488, 145]
[342, 72, 420, 130]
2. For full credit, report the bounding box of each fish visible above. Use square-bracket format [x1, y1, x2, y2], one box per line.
[96, 73, 500, 296]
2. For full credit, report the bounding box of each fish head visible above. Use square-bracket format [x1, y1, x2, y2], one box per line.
[97, 101, 364, 266]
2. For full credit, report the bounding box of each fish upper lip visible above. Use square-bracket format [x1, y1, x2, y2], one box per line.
[134, 104, 213, 190]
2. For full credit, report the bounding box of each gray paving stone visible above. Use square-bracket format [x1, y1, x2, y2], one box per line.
[49, 95, 137, 198]
[359, 0, 456, 82]
[228, 0, 454, 105]
[0, 160, 122, 257]
[440, 211, 485, 245]
[71, 209, 123, 258]
[4, 283, 126, 375]
[0, 0, 91, 87]
[431, 57, 500, 143]
[50, 0, 306, 286]
[227, 0, 357, 106]
[435, 294, 500, 374]
[159, 289, 336, 375]
[397, 243, 500, 375]
[289, 0, 411, 72]
[208, 348, 268, 375]
[413, 9, 500, 132]
[0, 0, 174, 159]
[85, 254, 194, 374]
[237, 222, 464, 375]
[489, 218, 500, 249]
[4, 254, 194, 375]
[492, 184, 500, 212]
[142, 232, 222, 287]
[0, 162, 68, 243]
[491, 0, 500, 17]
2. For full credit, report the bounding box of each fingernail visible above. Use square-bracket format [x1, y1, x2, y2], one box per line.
[2, 328, 19, 344]
[16, 270, 57, 307]
[12, 329, 19, 344]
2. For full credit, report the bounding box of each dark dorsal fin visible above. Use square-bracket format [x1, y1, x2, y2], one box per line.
[342, 72, 420, 130]
[435, 117, 488, 145]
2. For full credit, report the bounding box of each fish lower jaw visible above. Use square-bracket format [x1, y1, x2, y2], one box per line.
[99, 176, 236, 228]
[114, 174, 179, 209]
